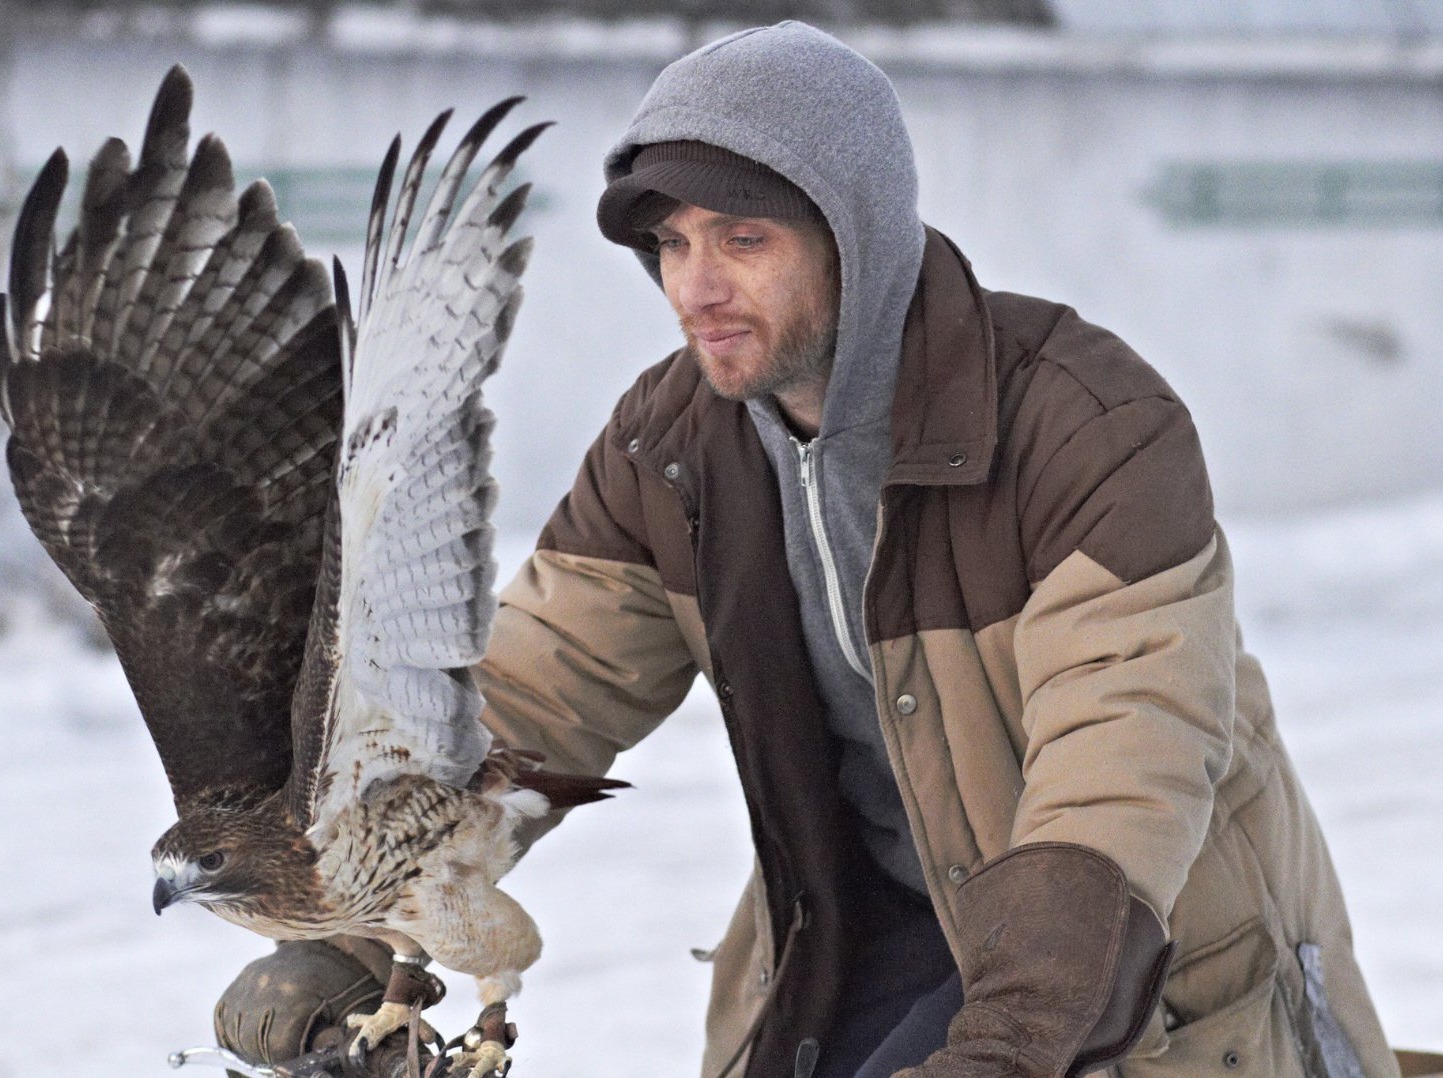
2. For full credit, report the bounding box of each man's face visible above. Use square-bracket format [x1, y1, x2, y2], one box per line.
[651, 204, 839, 423]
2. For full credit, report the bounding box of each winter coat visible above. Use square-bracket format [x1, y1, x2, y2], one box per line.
[473, 228, 1398, 1077]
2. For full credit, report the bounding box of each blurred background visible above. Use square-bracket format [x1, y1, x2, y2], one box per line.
[0, 1, 1439, 1074]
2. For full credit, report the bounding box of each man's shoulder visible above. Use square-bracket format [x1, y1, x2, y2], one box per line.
[975, 289, 1214, 585]
[982, 289, 1182, 416]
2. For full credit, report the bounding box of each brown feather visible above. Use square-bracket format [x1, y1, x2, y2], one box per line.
[2, 65, 342, 810]
[474, 744, 631, 810]
[512, 767, 632, 810]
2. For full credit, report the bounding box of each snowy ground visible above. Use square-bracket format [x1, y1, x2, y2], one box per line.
[1, 496, 1441, 1076]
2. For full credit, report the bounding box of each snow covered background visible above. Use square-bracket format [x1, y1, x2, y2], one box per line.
[1, 493, 1442, 1075]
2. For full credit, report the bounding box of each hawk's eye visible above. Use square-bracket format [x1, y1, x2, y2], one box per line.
[198, 851, 225, 872]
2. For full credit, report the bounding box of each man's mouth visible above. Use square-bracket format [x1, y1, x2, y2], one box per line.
[692, 327, 752, 355]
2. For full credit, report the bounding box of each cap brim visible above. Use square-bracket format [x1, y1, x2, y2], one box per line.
[597, 157, 810, 250]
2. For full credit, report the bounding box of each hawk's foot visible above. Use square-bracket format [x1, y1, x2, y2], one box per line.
[453, 1036, 509, 1077]
[450, 1002, 517, 1078]
[345, 1001, 440, 1066]
[347, 954, 446, 1065]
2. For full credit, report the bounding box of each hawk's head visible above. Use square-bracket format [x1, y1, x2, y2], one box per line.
[150, 795, 316, 918]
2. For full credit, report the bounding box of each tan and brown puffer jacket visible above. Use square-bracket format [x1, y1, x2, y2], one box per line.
[474, 228, 1398, 1078]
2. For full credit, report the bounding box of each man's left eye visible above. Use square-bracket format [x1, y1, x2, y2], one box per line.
[730, 235, 763, 249]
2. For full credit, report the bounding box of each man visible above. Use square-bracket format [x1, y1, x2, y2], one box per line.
[218, 21, 1399, 1078]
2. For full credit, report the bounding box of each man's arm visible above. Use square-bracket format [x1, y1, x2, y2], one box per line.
[474, 543, 699, 832]
[475, 373, 701, 836]
[1010, 530, 1235, 918]
[906, 360, 1224, 1076]
[1009, 380, 1232, 920]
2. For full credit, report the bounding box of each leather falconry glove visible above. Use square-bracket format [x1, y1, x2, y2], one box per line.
[214, 936, 394, 1074]
[896, 842, 1176, 1078]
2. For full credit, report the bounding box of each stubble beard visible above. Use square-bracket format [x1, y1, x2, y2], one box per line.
[684, 294, 839, 406]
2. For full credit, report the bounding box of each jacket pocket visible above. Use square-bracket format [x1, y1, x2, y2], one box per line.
[1118, 917, 1306, 1077]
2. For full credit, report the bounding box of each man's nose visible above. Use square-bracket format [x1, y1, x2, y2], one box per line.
[669, 251, 730, 314]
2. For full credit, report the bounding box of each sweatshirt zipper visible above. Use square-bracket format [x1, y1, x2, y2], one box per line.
[793, 438, 871, 681]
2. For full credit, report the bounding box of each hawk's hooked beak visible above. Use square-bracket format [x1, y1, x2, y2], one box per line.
[153, 876, 177, 915]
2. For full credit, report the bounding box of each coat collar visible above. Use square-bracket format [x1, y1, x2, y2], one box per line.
[886, 227, 998, 488]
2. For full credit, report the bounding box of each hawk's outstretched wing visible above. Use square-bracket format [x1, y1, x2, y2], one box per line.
[2, 66, 342, 811]
[285, 102, 548, 833]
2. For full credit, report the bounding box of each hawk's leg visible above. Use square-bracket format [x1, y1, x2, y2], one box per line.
[450, 974, 521, 1078]
[345, 952, 445, 1064]
[416, 881, 538, 1076]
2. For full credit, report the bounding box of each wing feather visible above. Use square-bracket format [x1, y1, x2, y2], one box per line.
[355, 138, 399, 342]
[124, 133, 239, 372]
[89, 66, 194, 362]
[147, 181, 282, 400]
[289, 104, 545, 830]
[1, 65, 342, 811]
[57, 138, 131, 346]
[411, 97, 523, 255]
[6, 149, 66, 374]
[376, 109, 452, 298]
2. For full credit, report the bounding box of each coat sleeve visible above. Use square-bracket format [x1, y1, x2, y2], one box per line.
[1009, 369, 1236, 922]
[471, 385, 700, 798]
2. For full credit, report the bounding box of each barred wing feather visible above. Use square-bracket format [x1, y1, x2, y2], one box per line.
[290, 102, 547, 831]
[1, 66, 342, 811]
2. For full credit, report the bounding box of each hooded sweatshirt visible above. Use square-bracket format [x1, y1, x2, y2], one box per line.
[603, 22, 929, 893]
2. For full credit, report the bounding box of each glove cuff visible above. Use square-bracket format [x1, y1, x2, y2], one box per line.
[1075, 889, 1176, 1074]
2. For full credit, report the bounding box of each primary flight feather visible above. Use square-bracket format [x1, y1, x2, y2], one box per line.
[2, 66, 622, 1075]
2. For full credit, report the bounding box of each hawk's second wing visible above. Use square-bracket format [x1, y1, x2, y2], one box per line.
[287, 101, 547, 832]
[2, 67, 342, 811]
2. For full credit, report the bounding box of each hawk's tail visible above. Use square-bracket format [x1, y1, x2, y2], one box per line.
[511, 767, 632, 810]
[473, 743, 630, 809]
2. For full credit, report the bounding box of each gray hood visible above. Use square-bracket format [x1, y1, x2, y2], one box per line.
[602, 19, 925, 436]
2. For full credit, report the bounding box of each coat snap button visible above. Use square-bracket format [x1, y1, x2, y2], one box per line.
[948, 452, 967, 467]
[663, 462, 681, 480]
[947, 864, 966, 884]
[626, 438, 641, 454]
[896, 693, 917, 715]
[1222, 1050, 1241, 1068]
[717, 680, 733, 699]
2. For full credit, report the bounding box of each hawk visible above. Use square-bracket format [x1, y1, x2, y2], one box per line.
[2, 66, 623, 1075]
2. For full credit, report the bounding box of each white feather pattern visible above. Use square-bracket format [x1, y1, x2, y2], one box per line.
[309, 107, 541, 826]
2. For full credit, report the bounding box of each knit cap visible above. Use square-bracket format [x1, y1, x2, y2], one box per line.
[596, 140, 817, 249]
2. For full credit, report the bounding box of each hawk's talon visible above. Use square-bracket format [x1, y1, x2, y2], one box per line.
[449, 1004, 515, 1077]
[454, 1038, 510, 1078]
[345, 1001, 439, 1066]
[424, 1016, 513, 1078]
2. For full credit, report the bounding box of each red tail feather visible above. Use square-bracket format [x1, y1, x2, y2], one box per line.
[512, 767, 631, 810]
[471, 743, 630, 809]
